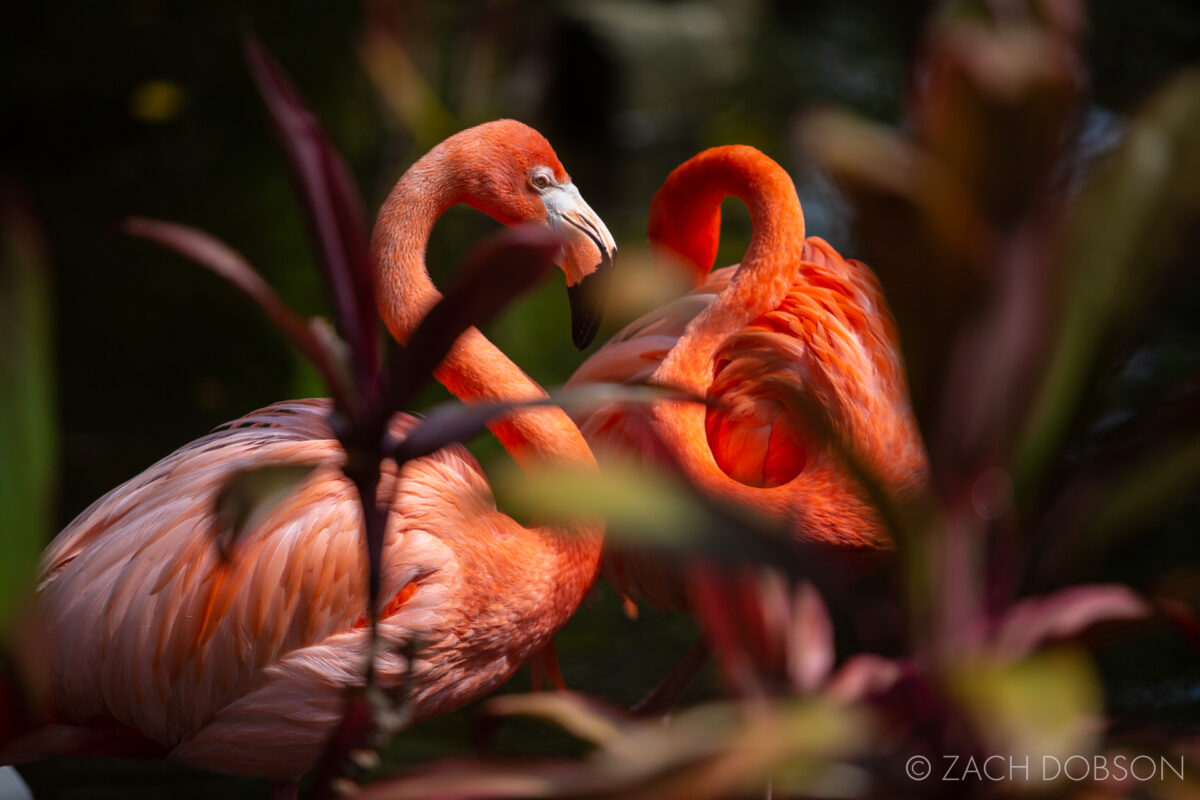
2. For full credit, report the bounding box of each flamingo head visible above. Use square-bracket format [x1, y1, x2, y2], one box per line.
[457, 120, 617, 349]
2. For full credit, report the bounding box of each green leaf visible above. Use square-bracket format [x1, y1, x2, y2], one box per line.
[949, 649, 1102, 765]
[1015, 69, 1200, 491]
[493, 457, 711, 552]
[484, 692, 628, 749]
[1085, 429, 1200, 548]
[0, 189, 55, 631]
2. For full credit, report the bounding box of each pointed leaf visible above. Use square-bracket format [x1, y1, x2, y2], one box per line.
[492, 456, 804, 574]
[484, 692, 630, 749]
[787, 581, 836, 693]
[389, 383, 693, 466]
[385, 225, 562, 414]
[123, 217, 353, 410]
[244, 35, 379, 399]
[825, 654, 904, 703]
[990, 584, 1150, 660]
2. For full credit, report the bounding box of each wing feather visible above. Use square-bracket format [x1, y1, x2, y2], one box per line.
[35, 399, 466, 749]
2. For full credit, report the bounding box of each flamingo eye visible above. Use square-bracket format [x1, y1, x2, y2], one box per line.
[530, 169, 554, 190]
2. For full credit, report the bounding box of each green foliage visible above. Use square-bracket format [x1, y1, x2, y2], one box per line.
[1017, 68, 1200, 490]
[0, 191, 54, 631]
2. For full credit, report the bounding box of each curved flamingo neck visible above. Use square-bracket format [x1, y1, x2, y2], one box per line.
[371, 138, 594, 472]
[648, 146, 806, 396]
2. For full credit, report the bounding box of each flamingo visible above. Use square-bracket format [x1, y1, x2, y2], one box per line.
[567, 145, 928, 611]
[2, 120, 617, 782]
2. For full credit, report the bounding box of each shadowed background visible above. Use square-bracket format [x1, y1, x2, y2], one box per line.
[3, 1, 1200, 796]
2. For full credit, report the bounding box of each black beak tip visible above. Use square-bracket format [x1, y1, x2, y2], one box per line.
[567, 255, 615, 350]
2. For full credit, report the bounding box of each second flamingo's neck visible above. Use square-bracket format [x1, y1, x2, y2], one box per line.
[648, 146, 806, 395]
[371, 140, 595, 473]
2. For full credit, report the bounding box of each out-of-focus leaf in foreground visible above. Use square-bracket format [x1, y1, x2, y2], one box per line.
[949, 650, 1102, 770]
[1017, 68, 1200, 490]
[492, 454, 798, 571]
[988, 584, 1151, 660]
[357, 696, 869, 800]
[212, 463, 322, 559]
[359, 0, 457, 150]
[0, 186, 54, 631]
[385, 225, 562, 415]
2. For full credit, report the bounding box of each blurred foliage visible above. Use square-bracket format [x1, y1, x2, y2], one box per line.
[0, 188, 54, 631]
[4, 0, 1200, 797]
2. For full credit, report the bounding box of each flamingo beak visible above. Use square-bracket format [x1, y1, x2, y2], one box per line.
[543, 183, 617, 349]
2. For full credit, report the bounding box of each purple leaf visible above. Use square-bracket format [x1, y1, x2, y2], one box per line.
[990, 584, 1151, 659]
[384, 225, 562, 415]
[389, 383, 693, 467]
[123, 217, 353, 410]
[786, 580, 836, 694]
[689, 567, 837, 698]
[354, 758, 599, 800]
[308, 686, 382, 800]
[825, 654, 904, 703]
[243, 34, 379, 405]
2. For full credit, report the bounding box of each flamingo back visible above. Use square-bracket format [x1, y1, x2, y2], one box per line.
[569, 239, 927, 609]
[11, 400, 537, 779]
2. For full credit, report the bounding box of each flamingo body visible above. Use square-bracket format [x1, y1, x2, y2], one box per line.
[568, 146, 927, 610]
[3, 120, 616, 780]
[23, 401, 583, 779]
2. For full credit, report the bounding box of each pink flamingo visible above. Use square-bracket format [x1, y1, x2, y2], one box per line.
[568, 145, 928, 611]
[2, 120, 616, 782]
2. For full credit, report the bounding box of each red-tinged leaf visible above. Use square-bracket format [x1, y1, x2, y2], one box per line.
[631, 639, 711, 717]
[244, 35, 379, 399]
[1153, 597, 1200, 647]
[355, 758, 599, 800]
[786, 581, 835, 694]
[339, 464, 388, 680]
[123, 217, 353, 410]
[915, 20, 1081, 224]
[825, 654, 904, 704]
[309, 686, 377, 800]
[390, 383, 694, 467]
[990, 584, 1151, 659]
[389, 400, 527, 466]
[688, 565, 774, 698]
[311, 684, 414, 800]
[384, 225, 563, 415]
[689, 567, 837, 698]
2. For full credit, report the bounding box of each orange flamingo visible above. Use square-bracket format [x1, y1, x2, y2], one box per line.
[568, 145, 927, 610]
[2, 120, 616, 781]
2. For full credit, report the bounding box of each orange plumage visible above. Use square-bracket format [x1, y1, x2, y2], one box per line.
[568, 145, 928, 610]
[3, 120, 616, 781]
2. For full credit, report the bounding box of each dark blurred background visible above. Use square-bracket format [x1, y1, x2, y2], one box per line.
[3, 0, 1199, 796]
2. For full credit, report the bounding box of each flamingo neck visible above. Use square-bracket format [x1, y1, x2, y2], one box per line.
[371, 143, 595, 472]
[648, 146, 806, 395]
